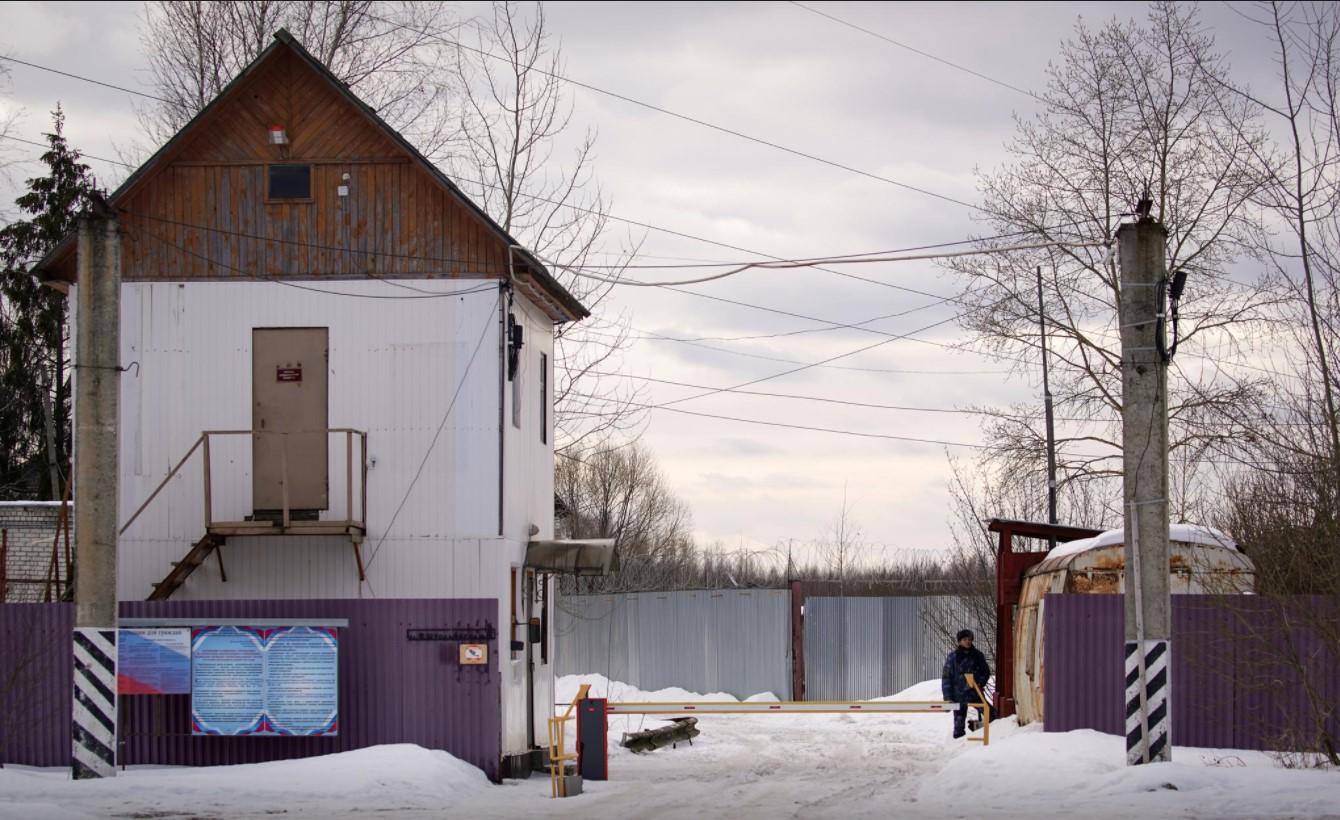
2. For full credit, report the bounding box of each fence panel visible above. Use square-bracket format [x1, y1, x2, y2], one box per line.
[555, 589, 791, 699]
[1043, 593, 1340, 752]
[803, 595, 981, 700]
[0, 599, 501, 779]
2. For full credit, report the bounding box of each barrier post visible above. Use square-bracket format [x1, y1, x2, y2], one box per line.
[965, 673, 991, 746]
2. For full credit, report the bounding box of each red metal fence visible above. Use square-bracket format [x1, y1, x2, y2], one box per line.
[1044, 593, 1340, 751]
[0, 599, 502, 780]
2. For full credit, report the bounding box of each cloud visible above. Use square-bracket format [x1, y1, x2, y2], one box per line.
[0, 1, 1281, 561]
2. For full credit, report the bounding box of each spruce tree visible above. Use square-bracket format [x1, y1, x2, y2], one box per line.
[0, 106, 95, 499]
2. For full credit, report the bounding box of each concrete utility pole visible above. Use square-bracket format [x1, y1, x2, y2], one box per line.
[1117, 207, 1172, 766]
[71, 200, 121, 779]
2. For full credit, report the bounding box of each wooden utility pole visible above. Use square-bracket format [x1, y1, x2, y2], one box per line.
[1117, 207, 1172, 765]
[71, 200, 121, 779]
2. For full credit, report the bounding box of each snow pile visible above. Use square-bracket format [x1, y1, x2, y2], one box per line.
[557, 673, 752, 705]
[875, 678, 952, 702]
[0, 744, 489, 820]
[1046, 523, 1239, 562]
[917, 727, 1340, 819]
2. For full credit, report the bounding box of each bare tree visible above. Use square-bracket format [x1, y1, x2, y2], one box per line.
[1190, 1, 1340, 767]
[554, 441, 695, 593]
[449, 1, 644, 458]
[919, 454, 1111, 668]
[137, 1, 456, 157]
[817, 488, 864, 598]
[948, 2, 1276, 521]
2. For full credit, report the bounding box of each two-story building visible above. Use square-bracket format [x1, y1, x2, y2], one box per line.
[37, 29, 606, 778]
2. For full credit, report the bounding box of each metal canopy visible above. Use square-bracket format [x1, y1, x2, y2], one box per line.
[525, 539, 617, 576]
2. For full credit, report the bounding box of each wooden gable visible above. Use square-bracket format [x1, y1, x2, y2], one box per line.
[41, 33, 585, 323]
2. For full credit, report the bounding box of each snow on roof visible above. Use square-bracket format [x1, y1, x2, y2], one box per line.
[1045, 523, 1238, 562]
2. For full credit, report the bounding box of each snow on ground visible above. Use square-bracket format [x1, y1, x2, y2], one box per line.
[4, 676, 1339, 820]
[0, 744, 490, 819]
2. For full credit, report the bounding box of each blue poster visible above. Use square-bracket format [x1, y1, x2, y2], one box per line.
[119, 628, 191, 695]
[191, 626, 338, 736]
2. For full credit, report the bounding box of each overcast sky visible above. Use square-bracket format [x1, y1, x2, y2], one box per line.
[0, 2, 1286, 569]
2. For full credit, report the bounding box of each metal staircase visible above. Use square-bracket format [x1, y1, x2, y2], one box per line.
[121, 428, 368, 601]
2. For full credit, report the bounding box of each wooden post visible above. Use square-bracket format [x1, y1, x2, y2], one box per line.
[360, 432, 368, 528]
[202, 434, 212, 529]
[790, 579, 806, 701]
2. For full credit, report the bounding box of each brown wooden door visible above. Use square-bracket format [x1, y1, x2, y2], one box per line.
[252, 328, 329, 512]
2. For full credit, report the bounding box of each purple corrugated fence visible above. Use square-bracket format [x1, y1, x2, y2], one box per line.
[1044, 594, 1340, 752]
[0, 599, 502, 780]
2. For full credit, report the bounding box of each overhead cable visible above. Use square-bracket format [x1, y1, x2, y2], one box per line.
[542, 239, 1110, 287]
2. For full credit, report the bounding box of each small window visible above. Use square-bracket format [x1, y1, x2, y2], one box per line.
[268, 164, 311, 200]
[539, 352, 548, 445]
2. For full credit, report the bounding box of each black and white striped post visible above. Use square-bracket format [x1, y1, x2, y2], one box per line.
[1117, 206, 1172, 766]
[71, 200, 122, 779]
[1125, 637, 1169, 764]
[72, 628, 117, 777]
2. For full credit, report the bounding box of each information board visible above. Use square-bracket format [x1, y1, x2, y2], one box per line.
[118, 628, 191, 695]
[191, 625, 338, 736]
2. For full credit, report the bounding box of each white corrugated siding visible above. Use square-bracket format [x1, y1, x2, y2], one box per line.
[93, 278, 506, 599]
[500, 298, 558, 754]
[502, 296, 556, 544]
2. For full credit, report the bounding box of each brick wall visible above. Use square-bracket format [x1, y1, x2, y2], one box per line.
[0, 502, 69, 602]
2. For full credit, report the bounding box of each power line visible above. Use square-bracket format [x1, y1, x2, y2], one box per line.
[570, 390, 1305, 469]
[0, 133, 133, 169]
[633, 296, 949, 343]
[568, 390, 992, 450]
[651, 280, 1032, 366]
[788, 1, 1045, 103]
[5, 48, 979, 213]
[0, 55, 173, 104]
[1, 134, 1023, 307]
[136, 228, 503, 301]
[626, 328, 1008, 375]
[653, 310, 970, 409]
[416, 35, 982, 212]
[580, 368, 1101, 421]
[543, 239, 1108, 287]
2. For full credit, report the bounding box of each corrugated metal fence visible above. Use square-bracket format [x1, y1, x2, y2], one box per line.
[1044, 594, 1340, 751]
[555, 590, 979, 701]
[0, 599, 502, 779]
[556, 589, 792, 699]
[803, 596, 984, 701]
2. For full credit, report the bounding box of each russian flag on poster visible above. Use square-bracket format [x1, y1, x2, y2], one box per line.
[118, 628, 192, 695]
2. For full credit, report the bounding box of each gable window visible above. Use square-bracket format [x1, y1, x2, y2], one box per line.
[268, 164, 311, 200]
[539, 352, 548, 445]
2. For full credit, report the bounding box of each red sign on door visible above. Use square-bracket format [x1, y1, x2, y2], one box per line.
[276, 366, 303, 383]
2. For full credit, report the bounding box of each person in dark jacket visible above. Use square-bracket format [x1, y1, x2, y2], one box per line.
[942, 629, 991, 739]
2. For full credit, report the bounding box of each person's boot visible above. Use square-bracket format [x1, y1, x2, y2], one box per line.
[968, 719, 982, 732]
